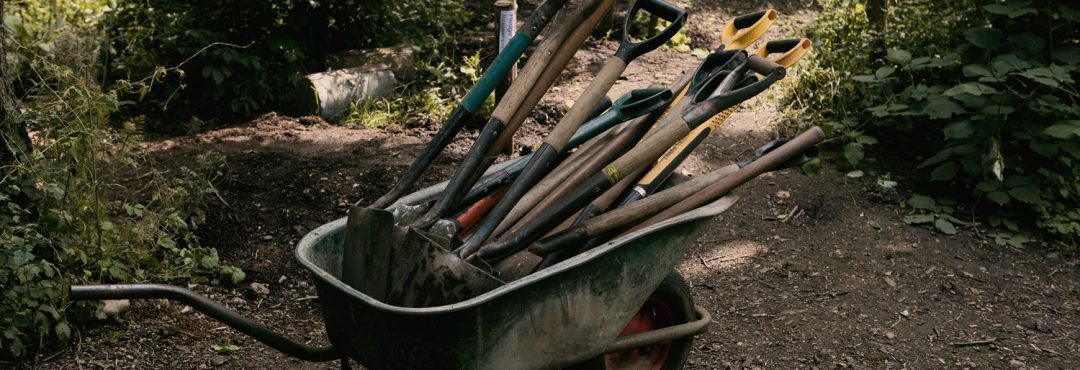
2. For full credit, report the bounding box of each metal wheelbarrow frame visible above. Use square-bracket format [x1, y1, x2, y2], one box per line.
[69, 158, 734, 369]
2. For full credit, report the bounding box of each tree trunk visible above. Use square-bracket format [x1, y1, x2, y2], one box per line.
[865, 0, 888, 60]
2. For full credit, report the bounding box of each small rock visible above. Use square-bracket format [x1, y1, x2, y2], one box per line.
[278, 275, 288, 284]
[884, 277, 897, 288]
[211, 356, 230, 367]
[250, 282, 270, 296]
[775, 190, 791, 199]
[100, 299, 131, 320]
[262, 235, 273, 241]
[1028, 320, 1052, 333]
[160, 325, 180, 338]
[885, 331, 896, 339]
[901, 309, 910, 317]
[298, 280, 309, 288]
[1008, 359, 1025, 368]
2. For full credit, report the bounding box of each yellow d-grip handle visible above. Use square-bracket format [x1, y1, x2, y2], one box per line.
[656, 13, 780, 124]
[720, 9, 778, 50]
[637, 38, 813, 188]
[755, 38, 813, 78]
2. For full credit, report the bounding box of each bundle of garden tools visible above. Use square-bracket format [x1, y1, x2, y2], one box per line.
[344, 0, 822, 308]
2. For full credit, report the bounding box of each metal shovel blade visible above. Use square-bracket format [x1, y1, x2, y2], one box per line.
[342, 206, 504, 308]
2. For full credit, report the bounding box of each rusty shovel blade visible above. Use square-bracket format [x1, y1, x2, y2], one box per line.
[342, 206, 504, 308]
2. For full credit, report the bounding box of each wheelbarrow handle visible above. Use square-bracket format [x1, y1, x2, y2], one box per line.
[601, 305, 712, 354]
[69, 284, 341, 362]
[614, 0, 689, 62]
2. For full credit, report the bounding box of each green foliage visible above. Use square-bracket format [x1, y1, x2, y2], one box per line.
[2, 2, 236, 358]
[341, 51, 490, 127]
[783, 0, 1079, 248]
[103, 0, 485, 121]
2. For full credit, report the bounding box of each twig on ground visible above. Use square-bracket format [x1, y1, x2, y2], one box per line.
[950, 337, 997, 347]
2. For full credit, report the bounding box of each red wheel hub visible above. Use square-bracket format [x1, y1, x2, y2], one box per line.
[604, 298, 675, 370]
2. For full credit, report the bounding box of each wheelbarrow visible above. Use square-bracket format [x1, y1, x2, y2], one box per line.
[68, 159, 735, 369]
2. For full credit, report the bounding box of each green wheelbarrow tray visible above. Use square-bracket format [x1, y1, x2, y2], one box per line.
[300, 183, 732, 369]
[68, 165, 733, 369]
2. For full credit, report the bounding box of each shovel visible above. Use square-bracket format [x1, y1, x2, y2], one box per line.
[449, 87, 670, 233]
[611, 38, 813, 208]
[456, 0, 688, 255]
[528, 135, 820, 257]
[370, 0, 570, 208]
[496, 14, 780, 239]
[472, 53, 786, 262]
[412, 0, 617, 227]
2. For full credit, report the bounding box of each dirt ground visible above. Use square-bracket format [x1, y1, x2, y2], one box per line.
[17, 0, 1080, 369]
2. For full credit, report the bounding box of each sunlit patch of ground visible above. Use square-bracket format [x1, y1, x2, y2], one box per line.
[677, 239, 769, 279]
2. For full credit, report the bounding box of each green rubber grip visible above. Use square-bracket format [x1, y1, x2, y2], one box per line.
[461, 33, 533, 110]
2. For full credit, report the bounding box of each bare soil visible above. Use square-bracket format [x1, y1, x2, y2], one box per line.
[19, 1, 1079, 369]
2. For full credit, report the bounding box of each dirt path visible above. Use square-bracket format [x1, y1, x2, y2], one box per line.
[23, 1, 1080, 369]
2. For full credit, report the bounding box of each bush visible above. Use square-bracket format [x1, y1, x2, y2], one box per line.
[103, 0, 486, 122]
[2, 2, 238, 358]
[782, 0, 1079, 248]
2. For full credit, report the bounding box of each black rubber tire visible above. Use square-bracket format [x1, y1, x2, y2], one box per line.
[650, 270, 695, 370]
[565, 270, 696, 370]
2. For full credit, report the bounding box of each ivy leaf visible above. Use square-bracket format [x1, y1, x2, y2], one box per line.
[910, 56, 931, 69]
[944, 121, 974, 139]
[987, 191, 1010, 205]
[855, 135, 878, 145]
[908, 195, 937, 210]
[962, 64, 992, 78]
[843, 142, 864, 166]
[923, 99, 965, 119]
[964, 27, 1004, 49]
[983, 1, 1037, 18]
[55, 322, 71, 344]
[875, 66, 896, 79]
[886, 49, 912, 65]
[1054, 45, 1080, 64]
[981, 105, 1015, 116]
[852, 74, 876, 82]
[931, 162, 960, 181]
[1018, 67, 1060, 87]
[1029, 139, 1060, 157]
[991, 54, 1031, 75]
[952, 93, 987, 108]
[801, 157, 821, 176]
[1008, 187, 1042, 204]
[935, 218, 958, 235]
[903, 214, 936, 225]
[944, 82, 998, 96]
[1042, 121, 1080, 139]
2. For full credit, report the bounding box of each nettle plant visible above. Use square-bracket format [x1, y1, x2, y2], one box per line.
[796, 0, 1077, 246]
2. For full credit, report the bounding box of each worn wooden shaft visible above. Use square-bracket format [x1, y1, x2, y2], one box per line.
[631, 126, 825, 232]
[491, 0, 617, 155]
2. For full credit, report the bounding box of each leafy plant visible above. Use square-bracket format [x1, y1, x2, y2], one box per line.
[1, 2, 238, 358]
[782, 0, 1078, 249]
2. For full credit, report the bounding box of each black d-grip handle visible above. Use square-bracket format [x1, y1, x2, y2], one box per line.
[747, 54, 784, 76]
[764, 39, 804, 54]
[615, 0, 688, 62]
[733, 10, 768, 29]
[682, 56, 786, 126]
[686, 50, 745, 96]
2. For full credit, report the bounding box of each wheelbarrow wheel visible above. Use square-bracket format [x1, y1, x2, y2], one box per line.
[567, 271, 695, 370]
